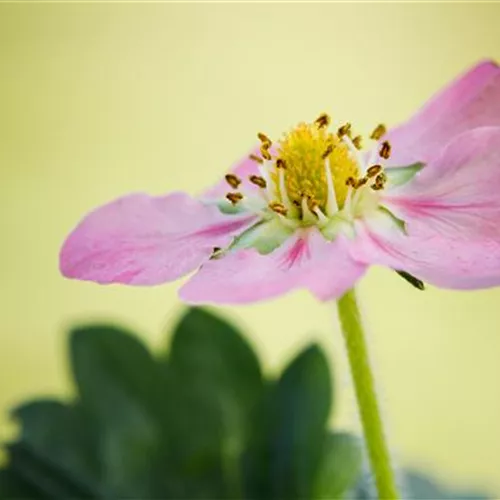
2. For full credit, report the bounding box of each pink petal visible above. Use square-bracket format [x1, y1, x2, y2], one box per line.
[355, 127, 500, 289]
[384, 60, 500, 166]
[60, 192, 256, 286]
[179, 229, 366, 304]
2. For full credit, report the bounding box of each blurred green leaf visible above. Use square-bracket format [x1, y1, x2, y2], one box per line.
[313, 432, 363, 500]
[160, 307, 264, 499]
[0, 468, 44, 499]
[69, 324, 165, 497]
[12, 400, 102, 486]
[7, 442, 100, 499]
[270, 344, 332, 499]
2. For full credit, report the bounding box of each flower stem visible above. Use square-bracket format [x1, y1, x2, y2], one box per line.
[336, 288, 399, 499]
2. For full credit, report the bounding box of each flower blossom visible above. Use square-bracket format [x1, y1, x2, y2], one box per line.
[60, 60, 500, 304]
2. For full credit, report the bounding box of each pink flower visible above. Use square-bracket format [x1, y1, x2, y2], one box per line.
[60, 60, 500, 304]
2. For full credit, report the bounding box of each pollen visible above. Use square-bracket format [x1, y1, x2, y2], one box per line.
[225, 173, 241, 189]
[274, 120, 359, 211]
[226, 192, 243, 205]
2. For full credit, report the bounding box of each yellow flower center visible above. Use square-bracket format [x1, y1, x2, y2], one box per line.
[275, 122, 359, 210]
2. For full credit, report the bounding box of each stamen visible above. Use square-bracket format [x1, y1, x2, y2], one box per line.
[301, 197, 317, 224]
[259, 160, 278, 200]
[352, 135, 363, 150]
[314, 113, 331, 129]
[321, 143, 334, 159]
[260, 144, 272, 161]
[257, 132, 272, 146]
[370, 124, 387, 140]
[269, 201, 288, 216]
[367, 164, 383, 178]
[379, 141, 391, 159]
[346, 176, 356, 187]
[371, 172, 387, 191]
[324, 157, 338, 215]
[277, 165, 297, 216]
[249, 153, 263, 164]
[226, 192, 243, 204]
[276, 158, 287, 169]
[313, 206, 329, 224]
[249, 175, 267, 188]
[225, 173, 241, 189]
[354, 177, 368, 188]
[342, 133, 364, 167]
[210, 247, 223, 259]
[337, 123, 352, 138]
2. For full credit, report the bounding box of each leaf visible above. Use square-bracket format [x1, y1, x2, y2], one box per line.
[0, 468, 44, 499]
[161, 307, 264, 499]
[313, 432, 362, 499]
[10, 399, 106, 496]
[69, 324, 165, 497]
[7, 443, 99, 499]
[270, 344, 332, 499]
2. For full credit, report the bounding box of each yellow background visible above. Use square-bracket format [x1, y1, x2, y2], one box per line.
[1, 2, 500, 495]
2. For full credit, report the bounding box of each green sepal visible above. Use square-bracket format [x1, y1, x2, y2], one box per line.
[385, 162, 424, 187]
[216, 200, 248, 215]
[320, 216, 355, 241]
[228, 217, 295, 255]
[377, 206, 407, 234]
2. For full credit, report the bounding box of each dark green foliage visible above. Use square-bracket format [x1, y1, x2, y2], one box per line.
[0, 308, 361, 499]
[0, 307, 488, 499]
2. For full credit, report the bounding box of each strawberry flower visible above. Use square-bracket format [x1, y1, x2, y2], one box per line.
[60, 60, 500, 304]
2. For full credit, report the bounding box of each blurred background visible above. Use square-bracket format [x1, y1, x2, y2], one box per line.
[1, 2, 500, 496]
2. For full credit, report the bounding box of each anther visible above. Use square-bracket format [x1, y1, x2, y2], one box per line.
[314, 113, 331, 129]
[354, 177, 368, 188]
[379, 141, 391, 159]
[257, 132, 272, 145]
[321, 144, 334, 159]
[225, 173, 241, 189]
[367, 164, 383, 178]
[269, 201, 288, 216]
[307, 196, 319, 211]
[249, 154, 263, 164]
[260, 144, 272, 161]
[345, 176, 356, 187]
[370, 124, 387, 140]
[249, 175, 267, 188]
[352, 135, 363, 150]
[371, 173, 387, 191]
[226, 192, 243, 204]
[337, 123, 352, 138]
[276, 158, 287, 169]
[210, 247, 223, 259]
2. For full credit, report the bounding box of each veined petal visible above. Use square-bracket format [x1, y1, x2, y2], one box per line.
[383, 60, 500, 167]
[354, 127, 500, 289]
[179, 229, 366, 304]
[60, 192, 256, 286]
[384, 127, 500, 239]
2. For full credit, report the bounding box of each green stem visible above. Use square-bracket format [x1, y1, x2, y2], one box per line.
[336, 289, 399, 499]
